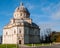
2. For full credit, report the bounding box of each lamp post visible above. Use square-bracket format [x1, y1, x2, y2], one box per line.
[6, 34, 7, 48]
[6, 43, 7, 48]
[16, 26, 19, 48]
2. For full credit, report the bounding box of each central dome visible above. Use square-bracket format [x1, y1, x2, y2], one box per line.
[14, 3, 30, 19]
[15, 3, 30, 15]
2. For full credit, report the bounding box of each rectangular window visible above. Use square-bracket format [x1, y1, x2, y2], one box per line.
[20, 13, 22, 16]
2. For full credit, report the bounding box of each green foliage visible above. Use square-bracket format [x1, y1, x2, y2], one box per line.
[51, 34, 57, 42]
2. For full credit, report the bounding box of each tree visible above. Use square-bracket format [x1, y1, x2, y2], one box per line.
[44, 28, 52, 43]
[50, 31, 56, 42]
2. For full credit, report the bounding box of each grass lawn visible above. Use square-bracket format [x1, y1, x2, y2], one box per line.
[0, 44, 16, 48]
[25, 43, 52, 46]
[0, 43, 52, 48]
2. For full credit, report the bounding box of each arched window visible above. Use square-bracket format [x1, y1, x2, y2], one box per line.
[14, 14, 16, 18]
[6, 32, 8, 35]
[17, 14, 19, 16]
[19, 30, 21, 33]
[24, 13, 26, 18]
[20, 13, 22, 16]
[14, 30, 16, 34]
[15, 14, 16, 16]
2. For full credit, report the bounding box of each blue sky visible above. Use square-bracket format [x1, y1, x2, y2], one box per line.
[0, 0, 60, 35]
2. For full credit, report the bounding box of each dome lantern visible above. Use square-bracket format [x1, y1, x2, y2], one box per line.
[20, 2, 23, 6]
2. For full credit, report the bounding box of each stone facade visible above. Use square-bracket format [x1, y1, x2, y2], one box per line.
[2, 3, 40, 44]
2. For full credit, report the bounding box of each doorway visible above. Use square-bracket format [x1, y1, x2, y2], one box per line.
[19, 40, 21, 44]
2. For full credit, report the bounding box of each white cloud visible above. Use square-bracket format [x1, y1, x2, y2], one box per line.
[50, 3, 60, 20]
[40, 2, 60, 20]
[51, 11, 60, 20]
[25, 3, 35, 10]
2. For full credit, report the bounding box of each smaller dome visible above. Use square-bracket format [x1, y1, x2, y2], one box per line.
[15, 3, 30, 15]
[32, 23, 39, 27]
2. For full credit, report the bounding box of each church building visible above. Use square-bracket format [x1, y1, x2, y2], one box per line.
[2, 3, 40, 44]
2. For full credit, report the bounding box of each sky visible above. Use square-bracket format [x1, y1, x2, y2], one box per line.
[0, 0, 60, 35]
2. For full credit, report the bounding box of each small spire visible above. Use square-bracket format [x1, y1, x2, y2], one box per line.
[20, 2, 23, 6]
